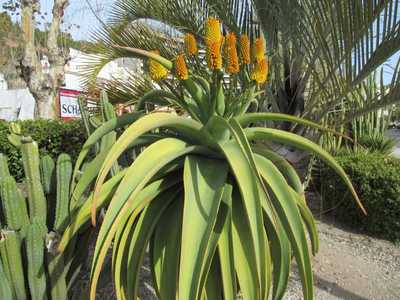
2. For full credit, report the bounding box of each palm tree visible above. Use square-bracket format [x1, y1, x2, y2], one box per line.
[82, 0, 399, 131]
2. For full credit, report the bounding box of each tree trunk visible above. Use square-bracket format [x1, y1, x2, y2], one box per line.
[36, 93, 58, 119]
[19, 0, 69, 119]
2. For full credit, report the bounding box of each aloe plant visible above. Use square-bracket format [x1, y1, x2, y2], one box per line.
[59, 19, 365, 300]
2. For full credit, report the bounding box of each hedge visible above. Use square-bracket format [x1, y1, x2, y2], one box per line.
[319, 152, 400, 242]
[0, 119, 86, 181]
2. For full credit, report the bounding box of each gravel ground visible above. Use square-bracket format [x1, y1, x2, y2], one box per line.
[284, 219, 400, 299]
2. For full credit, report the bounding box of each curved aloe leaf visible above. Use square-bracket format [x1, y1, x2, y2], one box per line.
[246, 127, 366, 215]
[255, 154, 314, 300]
[89, 138, 210, 300]
[91, 113, 211, 224]
[231, 187, 260, 300]
[72, 112, 142, 186]
[236, 113, 351, 141]
[58, 170, 127, 252]
[179, 155, 228, 300]
[112, 46, 173, 69]
[253, 146, 304, 196]
[217, 185, 237, 300]
[290, 189, 319, 255]
[122, 188, 180, 300]
[151, 199, 183, 300]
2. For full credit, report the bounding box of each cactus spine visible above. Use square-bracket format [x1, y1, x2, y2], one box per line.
[20, 138, 47, 224]
[26, 222, 47, 300]
[54, 154, 72, 233]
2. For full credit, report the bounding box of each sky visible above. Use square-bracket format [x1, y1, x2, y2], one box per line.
[1, 0, 398, 84]
[0, 0, 115, 41]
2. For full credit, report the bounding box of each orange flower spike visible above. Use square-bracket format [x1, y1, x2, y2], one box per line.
[253, 38, 265, 63]
[225, 32, 239, 74]
[205, 17, 222, 45]
[175, 54, 189, 80]
[251, 58, 269, 84]
[148, 50, 168, 81]
[184, 33, 198, 56]
[240, 34, 251, 64]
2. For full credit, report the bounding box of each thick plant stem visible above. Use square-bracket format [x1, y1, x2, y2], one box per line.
[20, 138, 47, 224]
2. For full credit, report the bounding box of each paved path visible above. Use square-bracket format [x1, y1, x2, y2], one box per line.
[388, 128, 400, 157]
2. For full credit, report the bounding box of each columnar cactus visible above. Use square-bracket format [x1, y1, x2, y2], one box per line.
[0, 125, 88, 300]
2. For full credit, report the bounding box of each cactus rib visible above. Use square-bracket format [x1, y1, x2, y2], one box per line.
[54, 154, 72, 233]
[0, 177, 30, 231]
[21, 140, 47, 224]
[26, 222, 48, 300]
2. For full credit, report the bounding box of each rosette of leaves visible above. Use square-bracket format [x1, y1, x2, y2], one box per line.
[58, 21, 366, 300]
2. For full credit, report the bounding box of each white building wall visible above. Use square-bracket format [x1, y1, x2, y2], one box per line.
[0, 89, 35, 121]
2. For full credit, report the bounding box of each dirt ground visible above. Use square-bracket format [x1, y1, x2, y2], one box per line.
[285, 218, 400, 299]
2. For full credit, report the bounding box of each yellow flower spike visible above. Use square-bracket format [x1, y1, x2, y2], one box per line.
[148, 50, 168, 81]
[175, 54, 189, 80]
[240, 34, 251, 64]
[225, 32, 239, 74]
[205, 17, 222, 45]
[253, 38, 265, 63]
[184, 33, 198, 56]
[251, 57, 269, 84]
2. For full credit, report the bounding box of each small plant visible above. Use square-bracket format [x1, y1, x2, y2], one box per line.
[60, 19, 365, 300]
[319, 152, 400, 242]
[0, 124, 91, 300]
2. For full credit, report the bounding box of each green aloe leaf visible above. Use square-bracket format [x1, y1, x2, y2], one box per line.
[217, 185, 237, 300]
[116, 188, 180, 300]
[151, 199, 183, 300]
[231, 187, 260, 300]
[91, 113, 209, 224]
[253, 146, 304, 196]
[179, 155, 228, 300]
[255, 154, 314, 300]
[246, 127, 366, 215]
[72, 112, 142, 186]
[291, 189, 319, 255]
[58, 170, 126, 252]
[236, 113, 350, 140]
[89, 138, 209, 299]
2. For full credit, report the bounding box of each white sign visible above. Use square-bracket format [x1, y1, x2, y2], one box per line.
[59, 88, 96, 119]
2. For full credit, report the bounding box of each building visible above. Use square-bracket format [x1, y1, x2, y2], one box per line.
[0, 48, 141, 121]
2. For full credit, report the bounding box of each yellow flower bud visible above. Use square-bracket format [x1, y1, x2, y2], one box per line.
[240, 34, 251, 64]
[251, 58, 269, 84]
[184, 33, 198, 56]
[175, 54, 189, 80]
[253, 38, 265, 63]
[148, 50, 168, 81]
[207, 41, 222, 70]
[205, 18, 222, 45]
[225, 32, 239, 74]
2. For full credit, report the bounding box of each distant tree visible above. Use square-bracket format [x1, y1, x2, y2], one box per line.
[13, 0, 70, 119]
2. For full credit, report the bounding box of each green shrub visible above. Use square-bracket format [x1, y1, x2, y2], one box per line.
[319, 153, 400, 241]
[0, 119, 86, 181]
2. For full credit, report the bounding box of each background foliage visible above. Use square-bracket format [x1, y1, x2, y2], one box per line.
[0, 119, 86, 180]
[319, 152, 400, 242]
